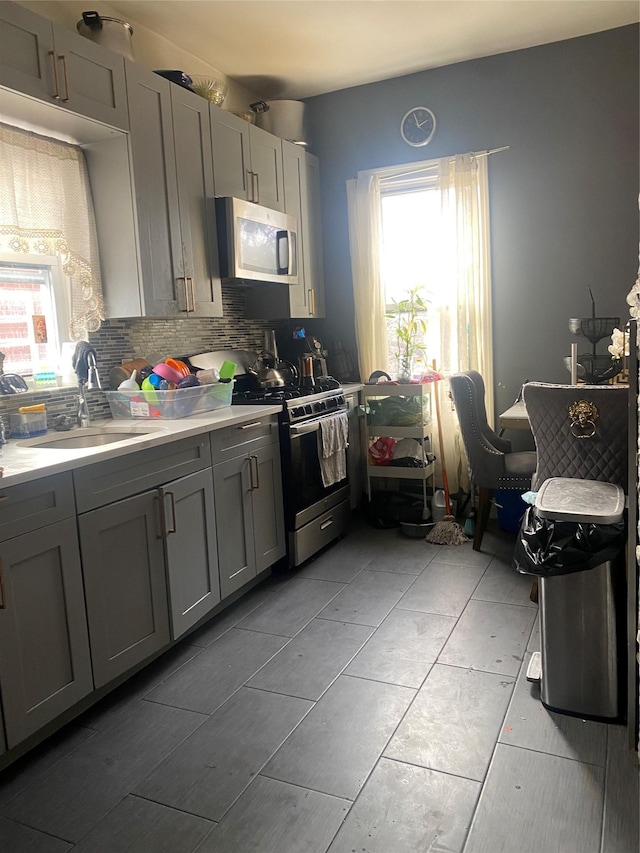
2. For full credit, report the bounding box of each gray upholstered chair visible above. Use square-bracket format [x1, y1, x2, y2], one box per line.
[449, 371, 537, 551]
[522, 382, 628, 492]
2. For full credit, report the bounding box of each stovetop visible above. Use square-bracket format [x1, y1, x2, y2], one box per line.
[232, 384, 346, 424]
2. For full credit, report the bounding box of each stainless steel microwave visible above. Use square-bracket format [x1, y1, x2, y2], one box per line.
[216, 197, 298, 285]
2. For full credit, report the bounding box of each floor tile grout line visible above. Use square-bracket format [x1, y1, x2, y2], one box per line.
[380, 753, 487, 786]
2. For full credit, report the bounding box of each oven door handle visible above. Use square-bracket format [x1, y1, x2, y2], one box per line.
[289, 409, 347, 436]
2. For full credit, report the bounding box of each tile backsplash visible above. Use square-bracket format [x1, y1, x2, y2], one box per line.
[0, 285, 280, 429]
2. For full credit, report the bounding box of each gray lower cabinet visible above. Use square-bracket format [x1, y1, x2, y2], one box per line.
[213, 439, 285, 599]
[0, 518, 93, 748]
[161, 468, 220, 639]
[78, 489, 171, 689]
[0, 2, 128, 130]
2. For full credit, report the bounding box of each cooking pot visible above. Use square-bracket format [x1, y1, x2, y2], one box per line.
[77, 11, 134, 61]
[251, 351, 298, 388]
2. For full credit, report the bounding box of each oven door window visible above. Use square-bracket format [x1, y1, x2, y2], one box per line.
[289, 426, 347, 514]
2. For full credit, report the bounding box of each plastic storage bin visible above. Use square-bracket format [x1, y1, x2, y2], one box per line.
[516, 477, 626, 720]
[104, 382, 233, 419]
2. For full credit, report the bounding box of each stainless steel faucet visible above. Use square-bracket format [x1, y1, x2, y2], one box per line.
[77, 353, 101, 427]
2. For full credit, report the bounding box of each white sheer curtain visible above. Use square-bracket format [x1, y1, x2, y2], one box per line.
[0, 122, 104, 340]
[346, 151, 494, 493]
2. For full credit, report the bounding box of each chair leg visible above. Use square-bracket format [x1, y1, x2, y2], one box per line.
[474, 487, 492, 551]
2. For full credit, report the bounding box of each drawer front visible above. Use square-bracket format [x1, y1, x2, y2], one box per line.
[0, 472, 75, 541]
[74, 434, 212, 512]
[211, 415, 279, 463]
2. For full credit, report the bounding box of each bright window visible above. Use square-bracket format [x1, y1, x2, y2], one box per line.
[0, 255, 67, 376]
[380, 186, 447, 377]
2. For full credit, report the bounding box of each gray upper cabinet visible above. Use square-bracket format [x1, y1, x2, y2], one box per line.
[210, 106, 285, 211]
[120, 63, 222, 318]
[171, 84, 222, 316]
[210, 107, 251, 200]
[0, 2, 128, 130]
[0, 518, 93, 748]
[161, 468, 220, 639]
[120, 62, 181, 316]
[245, 144, 326, 319]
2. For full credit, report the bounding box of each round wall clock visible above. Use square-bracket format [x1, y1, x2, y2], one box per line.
[400, 106, 436, 147]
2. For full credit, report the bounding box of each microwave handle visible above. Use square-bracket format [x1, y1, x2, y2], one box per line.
[276, 230, 289, 274]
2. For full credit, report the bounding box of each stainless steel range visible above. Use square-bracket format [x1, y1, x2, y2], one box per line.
[183, 350, 352, 567]
[235, 385, 352, 567]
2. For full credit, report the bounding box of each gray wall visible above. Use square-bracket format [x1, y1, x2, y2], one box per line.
[306, 25, 639, 420]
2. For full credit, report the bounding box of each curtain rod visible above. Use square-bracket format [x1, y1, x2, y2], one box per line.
[359, 145, 510, 184]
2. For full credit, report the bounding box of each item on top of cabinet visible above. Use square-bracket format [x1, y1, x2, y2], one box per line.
[77, 12, 134, 61]
[232, 110, 256, 124]
[189, 77, 227, 105]
[153, 70, 193, 89]
[251, 100, 307, 145]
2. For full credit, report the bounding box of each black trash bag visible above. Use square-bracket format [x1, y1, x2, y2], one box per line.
[513, 506, 626, 577]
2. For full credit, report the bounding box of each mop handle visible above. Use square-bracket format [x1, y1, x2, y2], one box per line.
[432, 368, 452, 516]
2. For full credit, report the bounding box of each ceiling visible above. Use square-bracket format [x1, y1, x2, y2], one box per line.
[106, 1, 640, 100]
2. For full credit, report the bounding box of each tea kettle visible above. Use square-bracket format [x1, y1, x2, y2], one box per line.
[251, 351, 298, 388]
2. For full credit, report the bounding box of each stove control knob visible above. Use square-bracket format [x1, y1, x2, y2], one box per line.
[304, 405, 313, 415]
[326, 397, 337, 408]
[316, 401, 326, 411]
[291, 407, 305, 419]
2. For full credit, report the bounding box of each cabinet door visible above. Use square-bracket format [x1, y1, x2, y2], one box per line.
[79, 491, 170, 688]
[304, 153, 326, 317]
[249, 124, 285, 212]
[52, 23, 128, 130]
[282, 140, 310, 318]
[0, 519, 93, 748]
[171, 85, 222, 317]
[213, 455, 256, 599]
[251, 443, 286, 572]
[125, 61, 181, 316]
[161, 469, 220, 640]
[210, 105, 251, 200]
[0, 3, 55, 102]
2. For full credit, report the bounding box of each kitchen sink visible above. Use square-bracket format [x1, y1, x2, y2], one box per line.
[17, 426, 165, 450]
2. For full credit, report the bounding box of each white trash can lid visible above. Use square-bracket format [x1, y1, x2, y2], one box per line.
[535, 477, 625, 524]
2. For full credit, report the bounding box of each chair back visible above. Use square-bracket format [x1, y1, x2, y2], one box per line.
[523, 382, 628, 491]
[465, 370, 512, 453]
[449, 371, 507, 487]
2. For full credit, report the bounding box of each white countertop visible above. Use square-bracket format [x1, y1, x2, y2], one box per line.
[0, 404, 282, 488]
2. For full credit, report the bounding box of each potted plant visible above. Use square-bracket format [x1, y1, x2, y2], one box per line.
[386, 286, 429, 381]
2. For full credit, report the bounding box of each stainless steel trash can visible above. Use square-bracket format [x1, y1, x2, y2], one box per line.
[529, 478, 625, 719]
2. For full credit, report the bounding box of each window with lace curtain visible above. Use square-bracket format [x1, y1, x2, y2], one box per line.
[0, 122, 104, 376]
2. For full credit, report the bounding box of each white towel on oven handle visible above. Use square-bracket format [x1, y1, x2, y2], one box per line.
[317, 410, 349, 487]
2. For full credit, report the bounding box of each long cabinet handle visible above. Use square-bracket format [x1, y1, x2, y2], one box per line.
[249, 454, 260, 491]
[0, 557, 5, 609]
[253, 171, 259, 204]
[49, 51, 61, 99]
[59, 54, 70, 102]
[320, 516, 334, 530]
[176, 276, 189, 312]
[155, 494, 165, 539]
[239, 421, 264, 430]
[165, 491, 177, 534]
[188, 277, 196, 313]
[308, 288, 316, 316]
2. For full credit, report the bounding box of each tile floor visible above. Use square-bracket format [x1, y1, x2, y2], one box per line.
[0, 516, 638, 852]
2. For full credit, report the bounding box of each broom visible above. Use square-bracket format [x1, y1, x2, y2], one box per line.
[426, 374, 469, 546]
